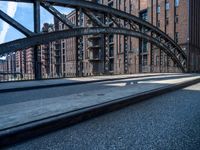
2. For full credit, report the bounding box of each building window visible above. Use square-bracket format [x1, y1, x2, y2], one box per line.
[175, 0, 179, 7]
[175, 15, 179, 23]
[157, 5, 160, 14]
[157, 20, 160, 27]
[140, 10, 148, 21]
[166, 17, 169, 25]
[175, 32, 179, 43]
[166, 2, 170, 10]
[61, 24, 64, 30]
[143, 55, 147, 66]
[142, 40, 148, 53]
[62, 43, 65, 48]
[156, 56, 159, 66]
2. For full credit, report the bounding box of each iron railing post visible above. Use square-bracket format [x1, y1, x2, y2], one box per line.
[34, 1, 41, 80]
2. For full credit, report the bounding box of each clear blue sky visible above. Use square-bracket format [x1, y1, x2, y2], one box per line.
[0, 1, 73, 44]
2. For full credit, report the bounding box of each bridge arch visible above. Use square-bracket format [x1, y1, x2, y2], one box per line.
[0, 27, 185, 72]
[0, 0, 187, 72]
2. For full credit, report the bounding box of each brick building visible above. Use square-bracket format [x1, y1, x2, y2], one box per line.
[0, 59, 6, 72]
[84, 0, 200, 74]
[145, 0, 200, 73]
[4, 0, 199, 80]
[59, 12, 77, 77]
[0, 59, 7, 81]
[40, 21, 63, 78]
[41, 23, 54, 78]
[57, 0, 142, 76]
[58, 0, 147, 76]
[15, 48, 34, 76]
[13, 48, 34, 80]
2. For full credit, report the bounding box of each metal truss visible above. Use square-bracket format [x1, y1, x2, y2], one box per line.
[0, 0, 187, 72]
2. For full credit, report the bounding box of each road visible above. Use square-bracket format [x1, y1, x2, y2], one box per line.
[8, 82, 200, 150]
[0, 74, 194, 106]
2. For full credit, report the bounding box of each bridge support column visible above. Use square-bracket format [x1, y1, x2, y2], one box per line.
[124, 36, 128, 74]
[104, 34, 110, 74]
[75, 8, 83, 77]
[34, 1, 41, 80]
[150, 43, 153, 73]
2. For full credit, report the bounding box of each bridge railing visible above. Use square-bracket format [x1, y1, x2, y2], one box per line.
[0, 59, 181, 82]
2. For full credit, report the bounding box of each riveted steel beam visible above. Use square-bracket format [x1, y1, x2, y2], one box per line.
[104, 34, 110, 73]
[83, 9, 106, 27]
[129, 21, 140, 31]
[75, 8, 84, 77]
[109, 15, 120, 27]
[33, 0, 41, 79]
[0, 10, 34, 36]
[41, 2, 76, 28]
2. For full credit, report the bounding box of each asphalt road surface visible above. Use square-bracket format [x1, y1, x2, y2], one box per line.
[8, 82, 200, 150]
[0, 74, 193, 106]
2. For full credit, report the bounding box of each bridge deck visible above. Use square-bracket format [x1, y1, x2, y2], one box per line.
[0, 73, 178, 93]
[0, 73, 200, 146]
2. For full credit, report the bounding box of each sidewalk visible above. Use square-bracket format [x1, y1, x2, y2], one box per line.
[0, 73, 200, 147]
[0, 73, 182, 93]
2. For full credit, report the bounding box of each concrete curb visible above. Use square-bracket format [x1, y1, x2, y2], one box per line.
[1, 77, 200, 148]
[0, 74, 167, 93]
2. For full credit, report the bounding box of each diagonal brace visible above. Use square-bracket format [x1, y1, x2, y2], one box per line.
[129, 21, 140, 31]
[83, 9, 106, 27]
[109, 15, 120, 27]
[41, 2, 76, 28]
[0, 10, 34, 37]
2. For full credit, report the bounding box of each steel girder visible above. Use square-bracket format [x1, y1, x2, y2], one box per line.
[33, 1, 41, 79]
[0, 0, 187, 72]
[75, 8, 84, 76]
[0, 10, 34, 36]
[0, 27, 185, 72]
[41, 2, 76, 28]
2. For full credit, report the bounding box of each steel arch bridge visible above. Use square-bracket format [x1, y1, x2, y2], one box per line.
[0, 0, 187, 78]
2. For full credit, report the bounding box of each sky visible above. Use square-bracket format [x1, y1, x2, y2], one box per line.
[0, 1, 73, 60]
[0, 1, 73, 44]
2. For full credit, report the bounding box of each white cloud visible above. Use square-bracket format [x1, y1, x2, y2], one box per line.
[17, 2, 32, 10]
[0, 2, 18, 44]
[0, 56, 6, 60]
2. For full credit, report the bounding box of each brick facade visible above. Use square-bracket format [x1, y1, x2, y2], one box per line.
[53, 0, 200, 76]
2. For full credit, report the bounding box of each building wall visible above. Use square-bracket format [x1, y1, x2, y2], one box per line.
[15, 48, 34, 78]
[146, 0, 191, 73]
[0, 59, 7, 81]
[188, 0, 200, 72]
[41, 23, 53, 78]
[40, 21, 63, 78]
[0, 60, 6, 72]
[58, 11, 77, 77]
